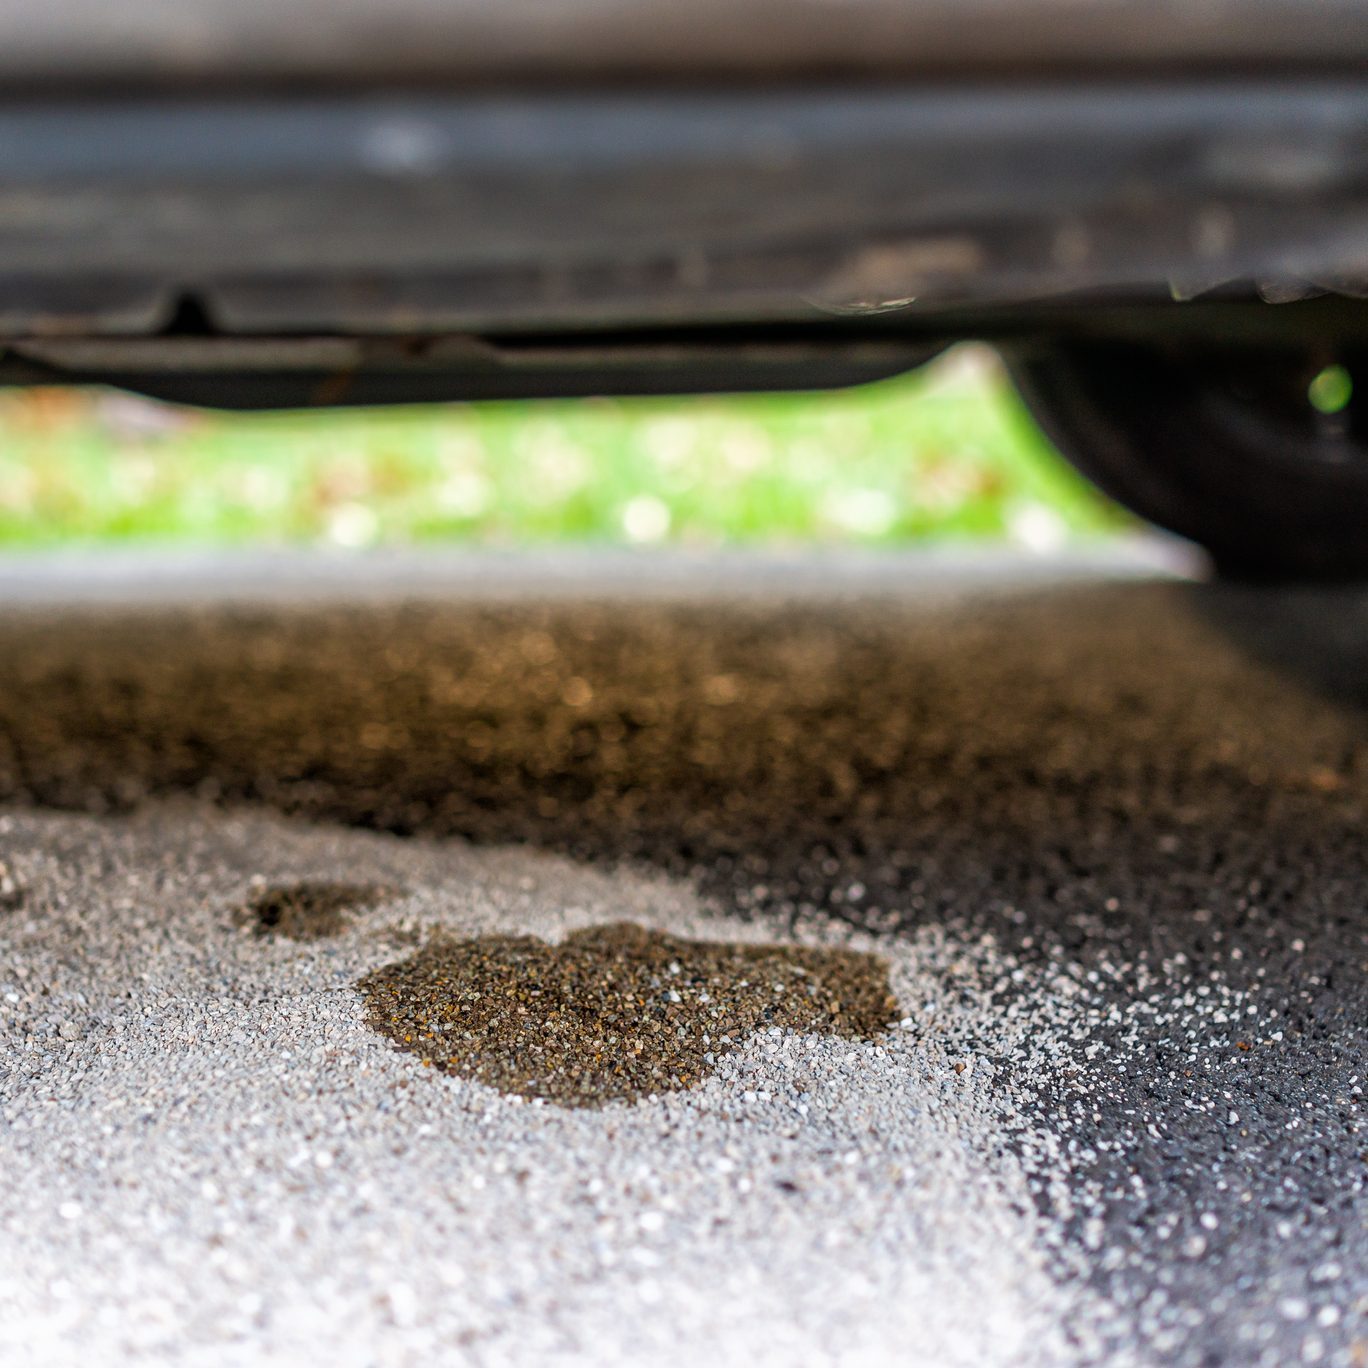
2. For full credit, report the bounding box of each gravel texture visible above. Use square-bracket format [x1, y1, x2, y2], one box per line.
[0, 549, 1365, 1367]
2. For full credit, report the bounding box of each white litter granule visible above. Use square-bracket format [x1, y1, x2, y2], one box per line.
[0, 802, 1124, 1368]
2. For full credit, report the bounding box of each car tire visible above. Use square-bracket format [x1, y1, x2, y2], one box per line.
[1004, 338, 1368, 580]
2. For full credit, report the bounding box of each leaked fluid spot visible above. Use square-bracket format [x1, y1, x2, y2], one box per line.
[236, 880, 401, 941]
[358, 921, 899, 1108]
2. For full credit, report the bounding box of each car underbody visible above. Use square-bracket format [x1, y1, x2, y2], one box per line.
[3, 0, 1368, 573]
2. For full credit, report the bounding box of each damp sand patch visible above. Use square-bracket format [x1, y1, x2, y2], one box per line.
[235, 880, 403, 941]
[359, 920, 899, 1107]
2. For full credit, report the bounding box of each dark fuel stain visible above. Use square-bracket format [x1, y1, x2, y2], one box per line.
[237, 881, 401, 941]
[358, 921, 899, 1107]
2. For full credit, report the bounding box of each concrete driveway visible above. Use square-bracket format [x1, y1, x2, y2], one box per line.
[0, 547, 1363, 1367]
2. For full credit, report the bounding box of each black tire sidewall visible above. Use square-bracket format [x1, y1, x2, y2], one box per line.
[1005, 341, 1368, 580]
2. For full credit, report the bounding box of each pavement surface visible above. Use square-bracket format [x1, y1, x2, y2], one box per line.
[0, 547, 1365, 1368]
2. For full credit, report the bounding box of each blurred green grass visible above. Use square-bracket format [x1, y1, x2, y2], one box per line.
[0, 345, 1125, 549]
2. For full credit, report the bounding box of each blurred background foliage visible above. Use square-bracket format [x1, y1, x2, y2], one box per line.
[0, 345, 1125, 549]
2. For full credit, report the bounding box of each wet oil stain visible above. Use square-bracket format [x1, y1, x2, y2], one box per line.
[358, 921, 899, 1107]
[237, 881, 402, 941]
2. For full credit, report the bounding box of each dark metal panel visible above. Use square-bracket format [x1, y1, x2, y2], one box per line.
[0, 0, 1366, 88]
[0, 335, 937, 407]
[1, 86, 1367, 335]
